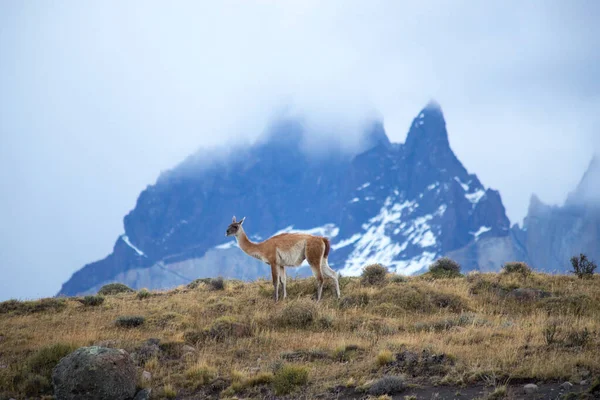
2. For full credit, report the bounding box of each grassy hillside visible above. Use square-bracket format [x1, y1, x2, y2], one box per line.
[1, 267, 599, 399]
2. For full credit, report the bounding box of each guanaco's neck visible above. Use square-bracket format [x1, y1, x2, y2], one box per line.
[235, 226, 258, 255]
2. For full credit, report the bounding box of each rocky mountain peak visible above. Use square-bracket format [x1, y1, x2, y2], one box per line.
[58, 102, 514, 296]
[565, 154, 600, 208]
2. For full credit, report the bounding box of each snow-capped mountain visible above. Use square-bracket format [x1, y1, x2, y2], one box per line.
[58, 102, 514, 296]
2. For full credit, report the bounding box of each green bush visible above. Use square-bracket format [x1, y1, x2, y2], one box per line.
[361, 264, 388, 286]
[21, 373, 51, 397]
[209, 277, 225, 291]
[272, 364, 309, 395]
[115, 315, 145, 328]
[203, 317, 252, 341]
[501, 261, 533, 276]
[136, 289, 151, 300]
[390, 274, 408, 283]
[24, 343, 76, 388]
[0, 298, 66, 315]
[543, 320, 559, 345]
[339, 291, 370, 309]
[187, 277, 226, 290]
[274, 299, 319, 328]
[428, 257, 462, 278]
[98, 283, 134, 295]
[570, 254, 597, 279]
[78, 295, 105, 307]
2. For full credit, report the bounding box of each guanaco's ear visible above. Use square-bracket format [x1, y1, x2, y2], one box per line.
[239, 217, 245, 225]
[232, 216, 236, 223]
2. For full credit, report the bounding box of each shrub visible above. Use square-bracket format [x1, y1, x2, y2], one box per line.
[371, 286, 431, 313]
[428, 257, 462, 278]
[160, 384, 177, 399]
[187, 278, 211, 289]
[187, 277, 226, 290]
[428, 291, 469, 313]
[501, 261, 532, 276]
[98, 283, 134, 295]
[376, 350, 394, 367]
[158, 341, 185, 359]
[281, 349, 330, 362]
[332, 345, 360, 362]
[204, 316, 252, 341]
[24, 343, 76, 386]
[543, 320, 559, 345]
[339, 291, 370, 309]
[183, 330, 205, 346]
[570, 254, 597, 279]
[272, 364, 309, 395]
[245, 372, 274, 387]
[115, 315, 145, 328]
[136, 289, 151, 300]
[21, 373, 51, 397]
[564, 328, 591, 348]
[390, 274, 407, 283]
[274, 299, 318, 328]
[78, 295, 104, 307]
[361, 264, 388, 286]
[367, 375, 406, 396]
[185, 363, 217, 386]
[0, 298, 66, 315]
[209, 277, 226, 291]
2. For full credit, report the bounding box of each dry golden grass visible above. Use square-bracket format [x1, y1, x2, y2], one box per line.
[1, 272, 599, 399]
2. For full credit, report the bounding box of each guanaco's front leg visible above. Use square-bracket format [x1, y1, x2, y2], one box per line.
[270, 263, 280, 302]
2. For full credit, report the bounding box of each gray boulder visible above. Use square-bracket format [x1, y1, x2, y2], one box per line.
[52, 346, 136, 400]
[523, 383, 538, 394]
[133, 388, 152, 400]
[561, 381, 574, 390]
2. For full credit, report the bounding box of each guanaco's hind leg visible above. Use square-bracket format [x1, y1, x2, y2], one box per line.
[306, 239, 325, 301]
[270, 263, 280, 302]
[322, 259, 340, 298]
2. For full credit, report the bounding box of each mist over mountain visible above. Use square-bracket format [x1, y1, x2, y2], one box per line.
[57, 103, 599, 296]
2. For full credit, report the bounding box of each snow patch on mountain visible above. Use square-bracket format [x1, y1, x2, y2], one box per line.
[466, 189, 486, 204]
[275, 223, 340, 238]
[121, 235, 146, 257]
[454, 177, 470, 191]
[470, 226, 491, 240]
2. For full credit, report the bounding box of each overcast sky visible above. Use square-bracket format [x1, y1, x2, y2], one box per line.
[1, 1, 599, 301]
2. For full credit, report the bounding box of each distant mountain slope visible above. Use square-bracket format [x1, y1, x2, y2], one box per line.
[58, 102, 514, 296]
[517, 155, 600, 273]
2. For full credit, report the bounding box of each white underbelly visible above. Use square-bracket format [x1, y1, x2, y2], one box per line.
[276, 246, 305, 266]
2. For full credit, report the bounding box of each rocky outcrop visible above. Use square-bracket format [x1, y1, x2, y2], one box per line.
[52, 346, 136, 400]
[516, 155, 600, 273]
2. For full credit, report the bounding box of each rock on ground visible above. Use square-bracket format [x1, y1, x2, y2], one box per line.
[52, 346, 137, 400]
[561, 381, 574, 390]
[133, 388, 152, 400]
[523, 383, 539, 394]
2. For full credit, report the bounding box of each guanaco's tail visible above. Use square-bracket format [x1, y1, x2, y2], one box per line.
[322, 237, 331, 259]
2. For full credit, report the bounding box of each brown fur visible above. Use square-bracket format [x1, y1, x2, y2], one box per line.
[226, 217, 340, 302]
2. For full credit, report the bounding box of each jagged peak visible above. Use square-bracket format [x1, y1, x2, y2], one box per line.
[404, 101, 450, 153]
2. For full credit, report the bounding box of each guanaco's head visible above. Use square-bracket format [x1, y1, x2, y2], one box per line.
[226, 216, 245, 236]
